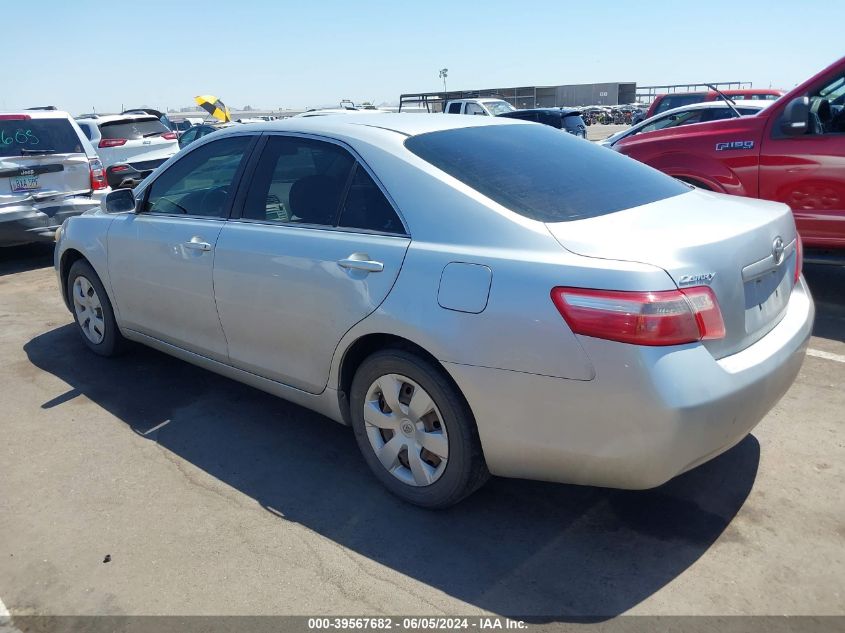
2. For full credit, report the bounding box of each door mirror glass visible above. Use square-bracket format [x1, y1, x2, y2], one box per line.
[104, 188, 136, 214]
[781, 96, 810, 136]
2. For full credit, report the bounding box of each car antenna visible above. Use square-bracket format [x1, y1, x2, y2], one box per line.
[706, 84, 742, 118]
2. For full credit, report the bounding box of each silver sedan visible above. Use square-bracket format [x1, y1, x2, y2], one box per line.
[54, 114, 814, 507]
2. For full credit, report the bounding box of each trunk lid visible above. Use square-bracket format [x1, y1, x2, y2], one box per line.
[546, 189, 799, 358]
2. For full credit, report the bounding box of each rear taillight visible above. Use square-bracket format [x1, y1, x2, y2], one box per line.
[551, 286, 725, 346]
[794, 235, 803, 285]
[89, 158, 107, 190]
[98, 138, 127, 148]
[161, 131, 177, 140]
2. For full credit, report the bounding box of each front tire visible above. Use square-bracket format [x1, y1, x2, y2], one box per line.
[349, 349, 489, 508]
[67, 259, 125, 357]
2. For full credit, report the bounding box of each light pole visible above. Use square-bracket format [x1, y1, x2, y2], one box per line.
[439, 68, 448, 93]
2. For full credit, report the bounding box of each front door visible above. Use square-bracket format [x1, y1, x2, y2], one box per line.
[108, 135, 254, 361]
[760, 70, 845, 250]
[214, 134, 410, 393]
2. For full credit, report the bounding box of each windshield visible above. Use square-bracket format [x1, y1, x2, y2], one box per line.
[99, 117, 170, 139]
[405, 124, 688, 222]
[0, 117, 84, 157]
[484, 101, 516, 115]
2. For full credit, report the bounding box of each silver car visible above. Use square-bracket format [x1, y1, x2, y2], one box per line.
[54, 114, 814, 508]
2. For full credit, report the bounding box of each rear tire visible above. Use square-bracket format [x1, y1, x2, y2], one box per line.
[349, 349, 489, 508]
[67, 259, 125, 357]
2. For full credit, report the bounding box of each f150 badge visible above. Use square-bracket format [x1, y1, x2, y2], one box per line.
[716, 141, 754, 151]
[678, 272, 716, 285]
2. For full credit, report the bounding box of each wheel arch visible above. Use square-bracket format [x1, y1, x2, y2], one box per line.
[336, 333, 475, 428]
[59, 248, 87, 310]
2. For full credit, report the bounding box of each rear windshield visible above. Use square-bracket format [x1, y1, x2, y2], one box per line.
[99, 117, 169, 140]
[0, 117, 85, 157]
[562, 114, 586, 131]
[654, 94, 705, 114]
[404, 124, 689, 222]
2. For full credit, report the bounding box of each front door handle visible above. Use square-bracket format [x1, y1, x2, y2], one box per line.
[183, 238, 212, 252]
[338, 254, 384, 273]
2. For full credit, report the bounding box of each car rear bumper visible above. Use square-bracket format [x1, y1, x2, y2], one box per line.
[444, 277, 815, 489]
[0, 193, 105, 247]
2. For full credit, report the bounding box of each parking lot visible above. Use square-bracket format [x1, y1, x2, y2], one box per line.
[0, 243, 842, 620]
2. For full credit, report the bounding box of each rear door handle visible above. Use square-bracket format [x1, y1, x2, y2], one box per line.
[183, 238, 212, 252]
[338, 254, 384, 273]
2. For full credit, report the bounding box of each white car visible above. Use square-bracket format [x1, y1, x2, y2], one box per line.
[600, 101, 771, 149]
[75, 114, 178, 188]
[444, 98, 516, 116]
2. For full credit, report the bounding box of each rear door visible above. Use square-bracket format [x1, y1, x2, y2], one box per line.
[214, 134, 410, 393]
[759, 70, 845, 249]
[0, 115, 91, 205]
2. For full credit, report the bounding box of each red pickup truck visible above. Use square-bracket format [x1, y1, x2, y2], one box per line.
[615, 57, 845, 257]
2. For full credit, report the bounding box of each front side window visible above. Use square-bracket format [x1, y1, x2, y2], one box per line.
[242, 136, 354, 225]
[809, 73, 845, 134]
[465, 103, 486, 116]
[405, 124, 688, 223]
[144, 135, 251, 217]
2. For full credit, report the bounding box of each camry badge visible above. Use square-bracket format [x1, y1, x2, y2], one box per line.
[772, 236, 785, 265]
[678, 272, 716, 286]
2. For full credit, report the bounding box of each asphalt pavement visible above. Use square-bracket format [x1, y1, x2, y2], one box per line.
[0, 243, 842, 621]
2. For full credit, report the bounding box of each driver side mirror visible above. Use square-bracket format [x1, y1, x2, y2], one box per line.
[104, 188, 136, 214]
[780, 96, 810, 136]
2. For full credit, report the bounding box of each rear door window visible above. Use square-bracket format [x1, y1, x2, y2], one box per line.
[447, 103, 462, 114]
[242, 136, 355, 225]
[99, 118, 170, 140]
[0, 117, 85, 156]
[405, 124, 688, 222]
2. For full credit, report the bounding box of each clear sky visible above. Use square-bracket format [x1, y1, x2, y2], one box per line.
[3, 0, 843, 114]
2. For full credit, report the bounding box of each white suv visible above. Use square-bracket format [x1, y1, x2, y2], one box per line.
[75, 114, 178, 188]
[0, 110, 108, 247]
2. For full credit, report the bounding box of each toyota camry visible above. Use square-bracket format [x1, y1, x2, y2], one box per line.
[54, 114, 814, 507]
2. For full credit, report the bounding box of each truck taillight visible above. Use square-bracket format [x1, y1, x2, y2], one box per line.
[551, 286, 725, 346]
[89, 158, 107, 190]
[794, 235, 803, 285]
[98, 138, 127, 148]
[161, 132, 177, 140]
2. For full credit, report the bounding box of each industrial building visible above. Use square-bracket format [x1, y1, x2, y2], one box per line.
[400, 81, 638, 111]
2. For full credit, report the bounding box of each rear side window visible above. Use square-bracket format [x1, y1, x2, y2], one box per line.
[562, 115, 586, 132]
[0, 117, 84, 156]
[405, 124, 689, 223]
[99, 118, 169, 140]
[338, 166, 404, 233]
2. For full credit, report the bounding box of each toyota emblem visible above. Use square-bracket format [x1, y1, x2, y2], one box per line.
[772, 236, 785, 265]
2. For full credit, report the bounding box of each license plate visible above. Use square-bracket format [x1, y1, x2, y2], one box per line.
[744, 267, 791, 333]
[10, 174, 39, 192]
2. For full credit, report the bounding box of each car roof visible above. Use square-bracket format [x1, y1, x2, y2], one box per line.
[657, 101, 770, 115]
[504, 108, 582, 116]
[0, 110, 74, 120]
[214, 112, 522, 140]
[76, 113, 159, 124]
